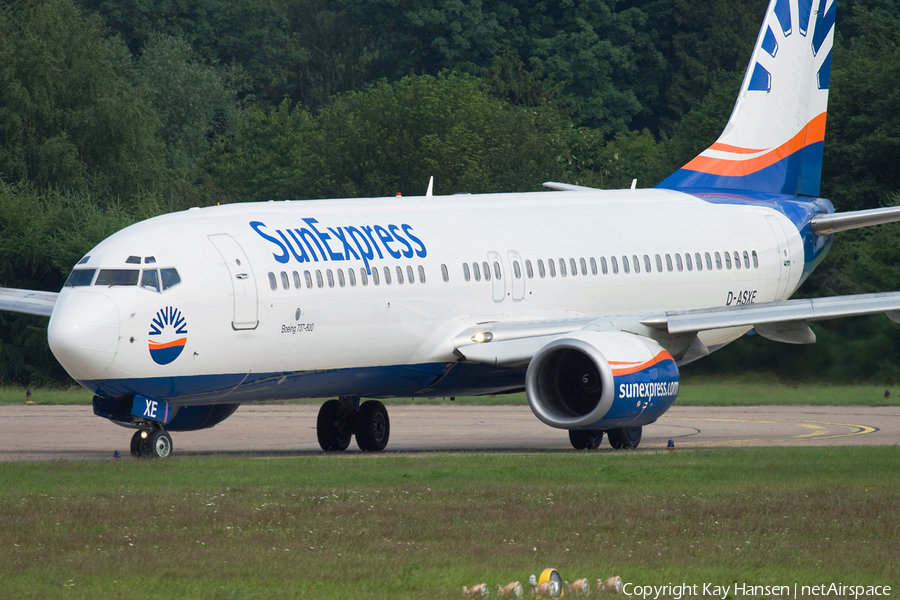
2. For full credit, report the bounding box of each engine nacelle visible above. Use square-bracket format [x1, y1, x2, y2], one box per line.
[525, 331, 679, 430]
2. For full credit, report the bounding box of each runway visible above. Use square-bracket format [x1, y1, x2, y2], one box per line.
[1, 404, 898, 461]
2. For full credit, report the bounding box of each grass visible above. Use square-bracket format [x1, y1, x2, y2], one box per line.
[3, 376, 899, 406]
[0, 448, 897, 598]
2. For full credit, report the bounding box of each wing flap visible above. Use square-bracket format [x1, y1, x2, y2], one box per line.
[642, 292, 900, 335]
[0, 287, 59, 317]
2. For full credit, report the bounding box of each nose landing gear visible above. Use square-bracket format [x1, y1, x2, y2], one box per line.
[130, 428, 173, 458]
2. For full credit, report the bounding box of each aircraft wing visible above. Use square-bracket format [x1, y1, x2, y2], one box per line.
[0, 287, 59, 317]
[454, 292, 900, 365]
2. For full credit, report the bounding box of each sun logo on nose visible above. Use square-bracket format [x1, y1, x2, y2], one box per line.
[148, 307, 188, 365]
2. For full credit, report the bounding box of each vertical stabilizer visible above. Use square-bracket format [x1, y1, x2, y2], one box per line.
[658, 0, 836, 196]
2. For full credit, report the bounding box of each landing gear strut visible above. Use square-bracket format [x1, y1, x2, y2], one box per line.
[316, 396, 391, 452]
[130, 428, 173, 458]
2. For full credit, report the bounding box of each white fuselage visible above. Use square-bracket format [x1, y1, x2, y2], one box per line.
[47, 188, 810, 404]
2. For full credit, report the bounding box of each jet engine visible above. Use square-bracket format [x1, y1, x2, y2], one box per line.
[525, 331, 680, 430]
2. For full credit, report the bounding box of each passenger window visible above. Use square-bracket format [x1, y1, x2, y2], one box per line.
[513, 261, 521, 279]
[685, 253, 693, 271]
[268, 272, 277, 290]
[483, 261, 491, 281]
[705, 252, 713, 271]
[538, 259, 546, 278]
[360, 268, 368, 286]
[743, 251, 751, 269]
[695, 253, 702, 271]
[442, 264, 449, 282]
[643, 255, 651, 273]
[141, 269, 160, 292]
[632, 255, 640, 274]
[161, 268, 181, 291]
[580, 257, 587, 276]
[675, 254, 683, 272]
[396, 266, 404, 284]
[293, 271, 301, 289]
[281, 271, 290, 289]
[372, 268, 380, 286]
[65, 268, 96, 287]
[549, 259, 556, 277]
[338, 269, 345, 287]
[590, 257, 597, 275]
[349, 269, 357, 287]
[622, 256, 630, 274]
[316, 270, 324, 288]
[407, 265, 414, 284]
[327, 270, 334, 287]
[526, 260, 534, 278]
[611, 256, 619, 274]
[559, 258, 567, 277]
[383, 266, 392, 285]
[715, 252, 723, 269]
[463, 263, 471, 282]
[734, 251, 741, 269]
[655, 254, 663, 272]
[601, 257, 608, 275]
[752, 250, 759, 268]
[725, 252, 732, 269]
[493, 261, 501, 280]
[569, 258, 577, 276]
[473, 262, 481, 281]
[666, 254, 673, 272]
[96, 269, 139, 286]
[418, 265, 426, 283]
[304, 270, 313, 288]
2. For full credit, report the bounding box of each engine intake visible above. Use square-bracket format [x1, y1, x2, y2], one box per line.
[525, 331, 679, 429]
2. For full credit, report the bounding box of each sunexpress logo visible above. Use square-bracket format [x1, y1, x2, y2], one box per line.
[148, 307, 188, 365]
[250, 219, 427, 274]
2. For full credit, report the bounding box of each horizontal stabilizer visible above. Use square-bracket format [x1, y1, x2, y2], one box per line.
[542, 182, 601, 192]
[0, 287, 58, 317]
[811, 205, 900, 235]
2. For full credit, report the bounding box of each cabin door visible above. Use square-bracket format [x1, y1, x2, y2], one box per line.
[208, 234, 259, 330]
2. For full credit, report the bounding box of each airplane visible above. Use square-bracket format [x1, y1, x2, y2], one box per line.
[2, 0, 900, 459]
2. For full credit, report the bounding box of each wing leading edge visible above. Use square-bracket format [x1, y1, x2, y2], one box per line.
[0, 287, 59, 317]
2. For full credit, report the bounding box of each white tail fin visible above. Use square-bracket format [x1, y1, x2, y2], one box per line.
[658, 0, 836, 196]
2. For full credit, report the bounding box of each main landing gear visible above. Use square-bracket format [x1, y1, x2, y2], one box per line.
[568, 426, 642, 450]
[317, 396, 390, 452]
[130, 428, 173, 458]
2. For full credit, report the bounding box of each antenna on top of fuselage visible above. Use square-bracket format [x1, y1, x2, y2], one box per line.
[425, 176, 434, 197]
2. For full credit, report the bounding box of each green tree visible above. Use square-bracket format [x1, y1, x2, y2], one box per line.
[0, 0, 165, 199]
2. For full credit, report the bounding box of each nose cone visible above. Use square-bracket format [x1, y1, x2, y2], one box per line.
[48, 291, 120, 380]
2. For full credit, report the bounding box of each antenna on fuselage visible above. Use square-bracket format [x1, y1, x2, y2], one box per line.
[631, 179, 637, 190]
[425, 176, 434, 197]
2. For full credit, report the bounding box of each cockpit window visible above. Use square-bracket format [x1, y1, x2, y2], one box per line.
[141, 269, 160, 292]
[125, 256, 141, 264]
[76, 256, 90, 265]
[160, 268, 181, 291]
[65, 269, 95, 286]
[95, 269, 139, 286]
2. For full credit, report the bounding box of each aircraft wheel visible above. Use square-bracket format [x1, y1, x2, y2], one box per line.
[607, 426, 642, 450]
[147, 429, 173, 458]
[317, 399, 352, 451]
[568, 429, 604, 450]
[355, 400, 390, 451]
[130, 430, 144, 458]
